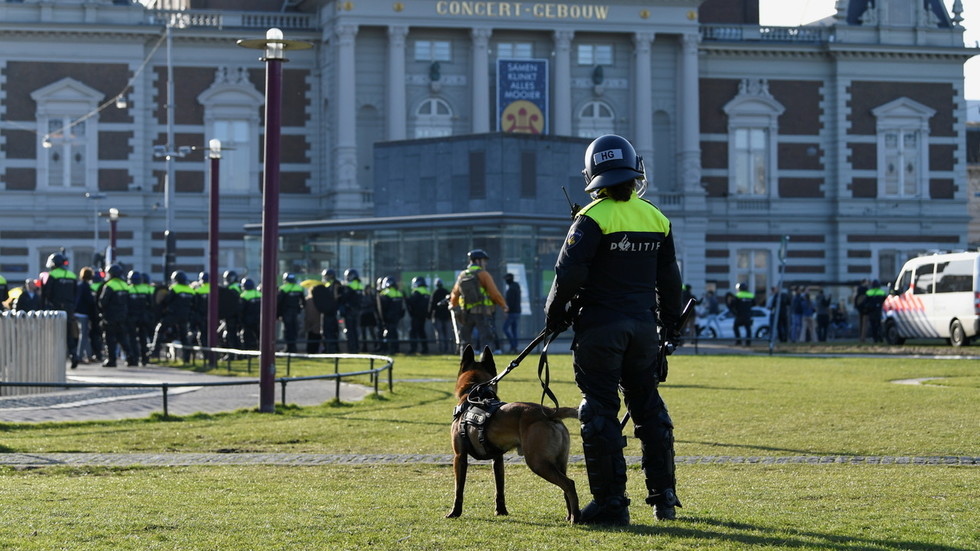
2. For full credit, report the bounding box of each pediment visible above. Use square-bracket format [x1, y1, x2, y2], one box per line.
[872, 97, 936, 120]
[30, 77, 103, 103]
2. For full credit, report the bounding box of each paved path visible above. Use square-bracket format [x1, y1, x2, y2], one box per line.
[0, 453, 975, 467]
[0, 360, 371, 423]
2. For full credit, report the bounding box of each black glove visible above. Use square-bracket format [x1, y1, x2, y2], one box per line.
[546, 304, 572, 334]
[663, 326, 682, 353]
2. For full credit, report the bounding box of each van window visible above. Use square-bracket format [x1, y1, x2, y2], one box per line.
[935, 260, 973, 293]
[895, 270, 912, 294]
[912, 263, 935, 294]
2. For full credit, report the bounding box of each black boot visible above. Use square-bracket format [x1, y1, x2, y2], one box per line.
[646, 488, 682, 520]
[578, 403, 630, 526]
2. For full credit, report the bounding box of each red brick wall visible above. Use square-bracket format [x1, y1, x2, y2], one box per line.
[99, 132, 133, 160]
[701, 141, 727, 169]
[700, 78, 739, 134]
[850, 177, 877, 198]
[778, 178, 823, 198]
[769, 80, 822, 136]
[98, 169, 131, 191]
[4, 168, 35, 190]
[778, 143, 822, 170]
[929, 144, 955, 171]
[2, 129, 34, 159]
[848, 143, 876, 170]
[929, 179, 954, 199]
[3, 62, 129, 123]
[847, 81, 955, 137]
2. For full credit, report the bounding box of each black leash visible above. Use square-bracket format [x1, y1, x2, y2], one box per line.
[468, 327, 557, 406]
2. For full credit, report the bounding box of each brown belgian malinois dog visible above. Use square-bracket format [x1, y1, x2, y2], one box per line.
[446, 345, 580, 522]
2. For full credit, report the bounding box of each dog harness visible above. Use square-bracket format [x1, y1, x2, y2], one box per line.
[453, 387, 506, 460]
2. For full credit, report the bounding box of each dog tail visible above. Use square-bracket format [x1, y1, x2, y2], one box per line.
[551, 406, 579, 420]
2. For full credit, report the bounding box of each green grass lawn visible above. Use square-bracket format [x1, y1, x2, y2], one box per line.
[1, 352, 977, 549]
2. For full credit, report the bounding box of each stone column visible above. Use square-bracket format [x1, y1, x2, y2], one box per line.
[633, 32, 655, 174]
[553, 30, 574, 136]
[679, 33, 702, 194]
[334, 23, 360, 214]
[471, 27, 492, 133]
[387, 26, 409, 140]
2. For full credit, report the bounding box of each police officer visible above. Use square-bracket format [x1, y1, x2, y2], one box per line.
[277, 272, 304, 352]
[223, 270, 242, 295]
[428, 278, 452, 354]
[312, 268, 341, 353]
[339, 269, 364, 353]
[98, 264, 134, 367]
[376, 276, 406, 353]
[732, 282, 755, 346]
[127, 270, 154, 366]
[191, 272, 210, 348]
[449, 249, 508, 353]
[865, 279, 886, 343]
[151, 271, 195, 363]
[40, 253, 80, 368]
[407, 276, 431, 354]
[545, 134, 683, 526]
[239, 278, 262, 350]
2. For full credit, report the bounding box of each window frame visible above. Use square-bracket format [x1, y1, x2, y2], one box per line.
[413, 97, 454, 138]
[414, 40, 452, 62]
[576, 43, 613, 66]
[872, 97, 935, 199]
[722, 79, 784, 199]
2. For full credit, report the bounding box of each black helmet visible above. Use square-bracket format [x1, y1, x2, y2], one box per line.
[582, 134, 644, 192]
[241, 278, 256, 291]
[382, 276, 395, 290]
[736, 282, 748, 292]
[322, 268, 336, 282]
[434, 277, 444, 288]
[106, 264, 123, 279]
[140, 273, 151, 285]
[171, 270, 188, 285]
[127, 270, 141, 285]
[344, 268, 359, 282]
[282, 272, 296, 284]
[199, 272, 209, 283]
[467, 249, 489, 263]
[411, 276, 426, 288]
[223, 270, 238, 284]
[46, 253, 67, 270]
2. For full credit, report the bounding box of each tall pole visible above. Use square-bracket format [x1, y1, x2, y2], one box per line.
[208, 139, 221, 369]
[108, 208, 119, 266]
[163, 21, 176, 283]
[238, 28, 311, 413]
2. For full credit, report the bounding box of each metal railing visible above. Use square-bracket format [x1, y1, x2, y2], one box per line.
[701, 25, 830, 44]
[0, 311, 67, 396]
[0, 344, 394, 418]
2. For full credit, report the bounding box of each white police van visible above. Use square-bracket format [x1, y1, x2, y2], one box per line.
[882, 251, 980, 347]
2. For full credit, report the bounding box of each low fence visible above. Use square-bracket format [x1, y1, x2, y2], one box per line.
[0, 310, 67, 396]
[0, 344, 394, 417]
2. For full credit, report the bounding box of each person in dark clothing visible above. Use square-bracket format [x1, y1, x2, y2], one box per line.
[277, 272, 304, 353]
[502, 273, 522, 353]
[313, 269, 341, 353]
[376, 276, 406, 353]
[732, 282, 755, 346]
[406, 276, 431, 354]
[339, 269, 365, 353]
[127, 270, 153, 366]
[239, 278, 261, 350]
[865, 280, 886, 343]
[428, 278, 452, 354]
[815, 290, 832, 342]
[545, 134, 683, 526]
[40, 253, 80, 368]
[150, 271, 195, 363]
[98, 264, 135, 367]
[75, 267, 99, 363]
[12, 279, 42, 312]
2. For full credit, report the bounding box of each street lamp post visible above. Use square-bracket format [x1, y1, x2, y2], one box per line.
[107, 208, 120, 265]
[84, 192, 106, 266]
[208, 139, 221, 368]
[238, 28, 311, 413]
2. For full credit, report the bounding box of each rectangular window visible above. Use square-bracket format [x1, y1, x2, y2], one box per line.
[882, 129, 920, 197]
[520, 151, 536, 198]
[733, 128, 768, 196]
[469, 151, 486, 199]
[214, 120, 251, 194]
[496, 42, 533, 59]
[46, 117, 87, 188]
[935, 260, 974, 293]
[415, 40, 451, 62]
[912, 263, 936, 294]
[735, 249, 770, 301]
[577, 44, 613, 66]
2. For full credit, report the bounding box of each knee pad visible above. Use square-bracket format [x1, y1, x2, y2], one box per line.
[580, 397, 624, 449]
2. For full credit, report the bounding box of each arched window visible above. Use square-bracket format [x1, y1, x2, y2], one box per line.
[414, 98, 453, 138]
[576, 100, 615, 138]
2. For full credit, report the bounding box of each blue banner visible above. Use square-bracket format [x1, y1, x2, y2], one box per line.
[496, 58, 548, 134]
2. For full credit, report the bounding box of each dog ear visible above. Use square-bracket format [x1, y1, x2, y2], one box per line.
[460, 344, 475, 368]
[479, 346, 496, 374]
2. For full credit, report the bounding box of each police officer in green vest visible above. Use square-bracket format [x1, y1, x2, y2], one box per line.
[732, 282, 756, 346]
[376, 276, 406, 353]
[340, 269, 365, 353]
[277, 272, 304, 352]
[0, 273, 9, 308]
[407, 276, 431, 354]
[239, 278, 262, 350]
[151, 270, 195, 363]
[98, 264, 134, 367]
[40, 253, 80, 368]
[545, 134, 683, 526]
[865, 279, 887, 343]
